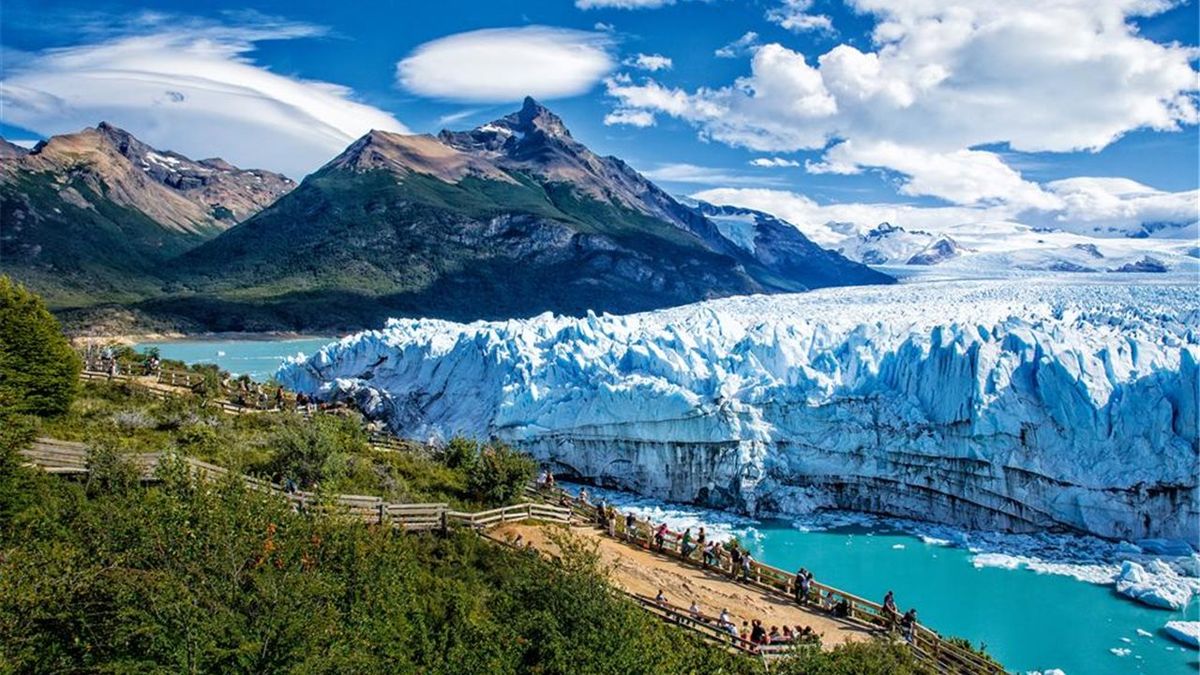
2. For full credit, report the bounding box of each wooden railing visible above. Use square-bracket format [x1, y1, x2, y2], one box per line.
[528, 484, 1005, 675]
[20, 439, 572, 534]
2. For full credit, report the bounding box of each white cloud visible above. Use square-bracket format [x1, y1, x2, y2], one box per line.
[749, 157, 801, 167]
[693, 178, 1199, 244]
[626, 53, 673, 71]
[766, 0, 834, 34]
[604, 108, 657, 127]
[608, 0, 1199, 210]
[396, 27, 614, 103]
[692, 186, 1009, 244]
[576, 0, 675, 8]
[0, 20, 408, 178]
[642, 163, 783, 186]
[1046, 177, 1200, 234]
[715, 32, 760, 58]
[808, 140, 1061, 210]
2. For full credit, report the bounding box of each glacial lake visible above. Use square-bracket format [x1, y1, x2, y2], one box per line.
[133, 336, 337, 381]
[138, 337, 1199, 674]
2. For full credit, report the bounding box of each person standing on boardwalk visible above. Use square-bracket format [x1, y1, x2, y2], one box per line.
[741, 551, 754, 582]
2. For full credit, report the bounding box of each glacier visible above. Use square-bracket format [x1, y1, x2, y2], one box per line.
[277, 278, 1199, 544]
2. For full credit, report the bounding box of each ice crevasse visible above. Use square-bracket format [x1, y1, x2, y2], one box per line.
[278, 279, 1199, 544]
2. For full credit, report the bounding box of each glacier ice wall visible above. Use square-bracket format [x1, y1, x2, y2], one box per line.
[278, 279, 1200, 543]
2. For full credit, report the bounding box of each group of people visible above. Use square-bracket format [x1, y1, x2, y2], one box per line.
[882, 590, 920, 642]
[561, 484, 923, 645]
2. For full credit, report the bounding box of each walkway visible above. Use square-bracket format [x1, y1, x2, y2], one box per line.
[493, 521, 875, 648]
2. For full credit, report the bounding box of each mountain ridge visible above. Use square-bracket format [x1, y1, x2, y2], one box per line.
[165, 98, 891, 330]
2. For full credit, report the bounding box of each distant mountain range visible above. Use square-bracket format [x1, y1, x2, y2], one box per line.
[0, 123, 293, 309]
[0, 98, 890, 333]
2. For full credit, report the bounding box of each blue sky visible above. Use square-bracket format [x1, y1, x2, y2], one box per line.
[2, 0, 1197, 231]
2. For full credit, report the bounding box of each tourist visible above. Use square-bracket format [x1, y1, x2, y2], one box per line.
[696, 526, 706, 550]
[781, 625, 794, 642]
[546, 470, 556, 489]
[882, 590, 899, 627]
[680, 528, 695, 559]
[795, 567, 812, 604]
[729, 546, 742, 579]
[741, 551, 754, 582]
[653, 523, 668, 552]
[595, 500, 607, 528]
[750, 619, 766, 644]
[655, 589, 667, 606]
[625, 513, 637, 543]
[900, 608, 918, 643]
[718, 608, 731, 627]
[768, 626, 781, 644]
[578, 487, 589, 505]
[702, 540, 719, 569]
[740, 621, 750, 642]
[689, 600, 703, 621]
[606, 506, 617, 536]
[274, 386, 284, 410]
[537, 469, 548, 489]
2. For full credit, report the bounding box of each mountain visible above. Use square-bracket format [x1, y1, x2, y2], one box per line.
[837, 222, 936, 265]
[906, 236, 966, 265]
[0, 124, 293, 306]
[168, 98, 891, 330]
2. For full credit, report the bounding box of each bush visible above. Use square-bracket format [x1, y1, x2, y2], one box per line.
[773, 638, 932, 675]
[0, 469, 759, 674]
[259, 414, 368, 488]
[0, 276, 81, 418]
[466, 441, 536, 505]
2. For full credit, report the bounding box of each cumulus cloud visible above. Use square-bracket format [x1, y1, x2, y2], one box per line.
[694, 178, 1199, 243]
[0, 18, 408, 178]
[766, 0, 835, 34]
[609, 0, 1199, 210]
[626, 53, 673, 71]
[1046, 177, 1200, 235]
[749, 157, 801, 167]
[396, 26, 613, 103]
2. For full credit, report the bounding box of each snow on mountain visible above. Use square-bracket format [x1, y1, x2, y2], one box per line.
[906, 236, 966, 265]
[279, 278, 1199, 544]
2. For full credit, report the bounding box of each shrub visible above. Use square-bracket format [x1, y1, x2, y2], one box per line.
[0, 276, 81, 418]
[773, 637, 932, 675]
[466, 441, 536, 505]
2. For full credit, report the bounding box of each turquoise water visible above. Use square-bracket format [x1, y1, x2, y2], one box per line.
[133, 337, 335, 381]
[739, 521, 1197, 674]
[138, 338, 1200, 673]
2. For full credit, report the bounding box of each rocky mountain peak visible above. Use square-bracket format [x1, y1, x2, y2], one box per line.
[509, 96, 572, 138]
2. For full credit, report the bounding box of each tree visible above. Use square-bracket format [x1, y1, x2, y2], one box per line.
[466, 442, 536, 505]
[0, 276, 81, 418]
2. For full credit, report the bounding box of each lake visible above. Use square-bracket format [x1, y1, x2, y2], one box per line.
[133, 336, 336, 381]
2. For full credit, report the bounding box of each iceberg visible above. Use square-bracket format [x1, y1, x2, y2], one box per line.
[278, 278, 1199, 542]
[1163, 621, 1200, 649]
[1114, 560, 1199, 610]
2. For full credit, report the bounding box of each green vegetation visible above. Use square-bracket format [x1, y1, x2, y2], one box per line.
[0, 276, 81, 417]
[38, 381, 531, 509]
[0, 456, 757, 674]
[774, 640, 930, 674]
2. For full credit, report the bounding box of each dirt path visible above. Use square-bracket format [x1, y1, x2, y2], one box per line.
[494, 522, 877, 647]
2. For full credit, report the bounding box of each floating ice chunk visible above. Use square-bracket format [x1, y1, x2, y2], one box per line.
[1162, 621, 1200, 649]
[1115, 560, 1198, 610]
[892, 544, 906, 550]
[1109, 647, 1131, 657]
[1136, 628, 1153, 637]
